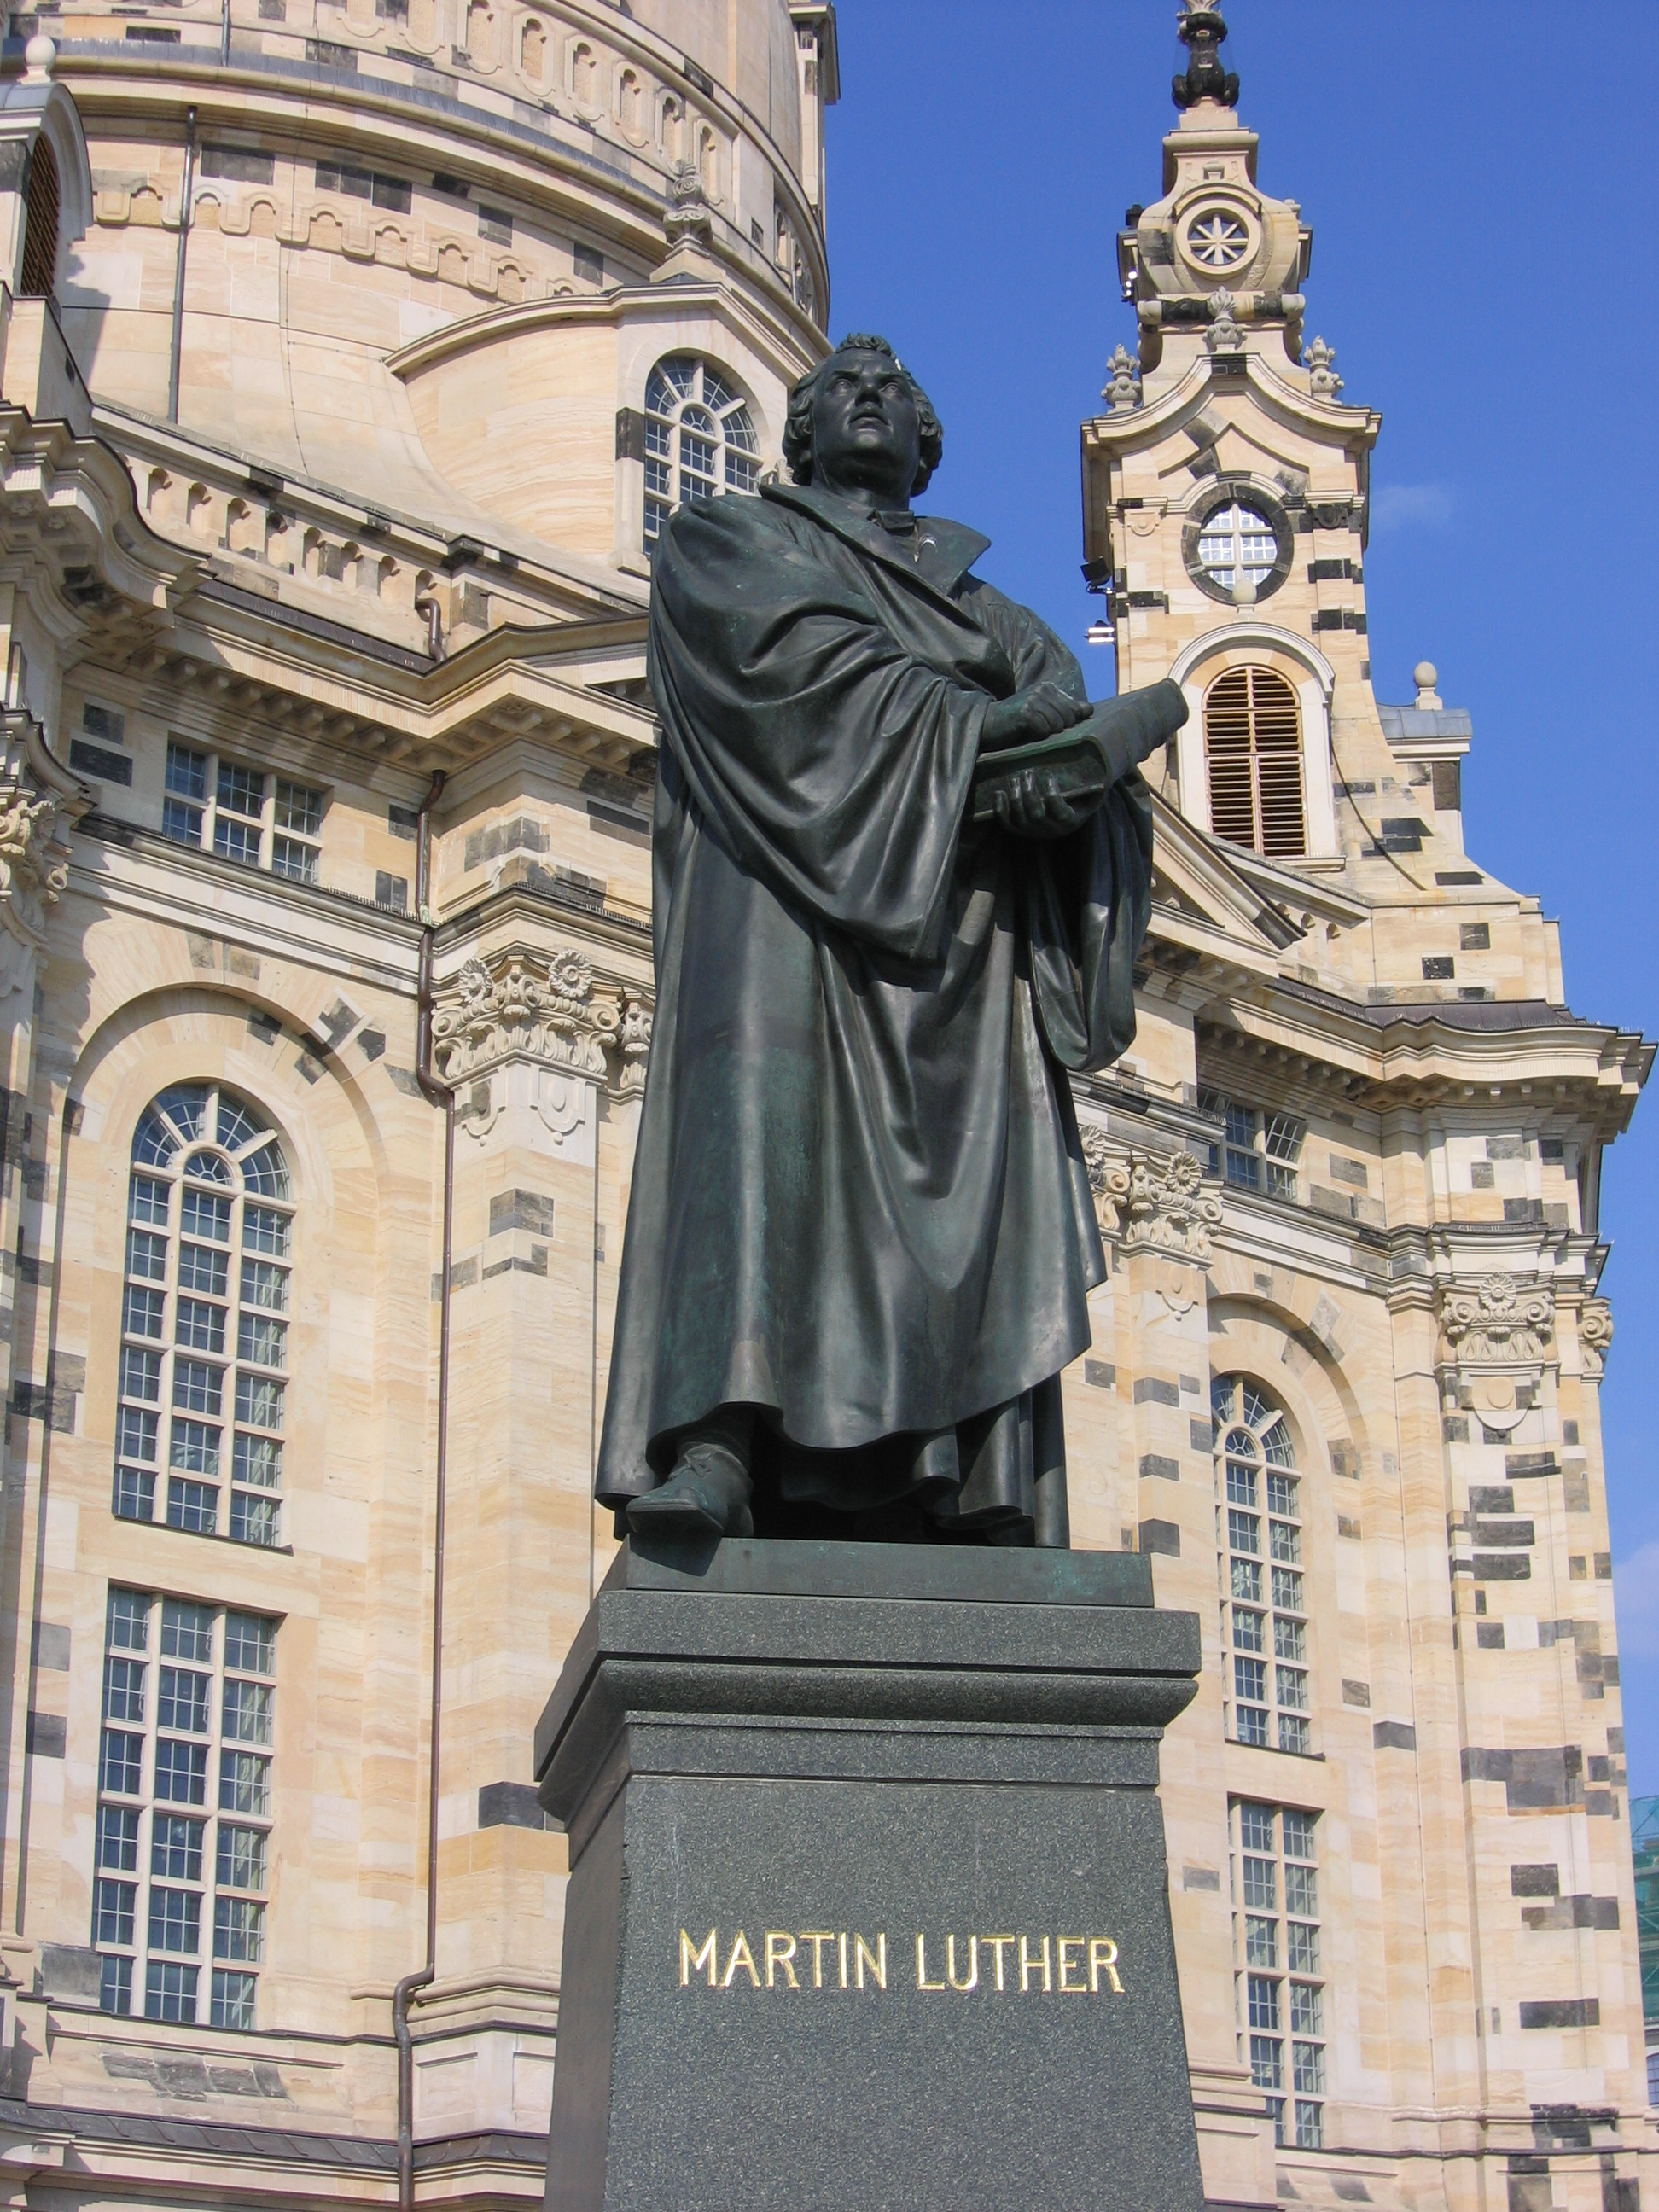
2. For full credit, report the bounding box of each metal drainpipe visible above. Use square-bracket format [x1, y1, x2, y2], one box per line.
[166, 108, 196, 424]
[393, 769, 452, 2211]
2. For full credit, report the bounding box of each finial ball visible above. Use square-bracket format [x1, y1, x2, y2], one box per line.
[23, 32, 56, 74]
[1413, 661, 1438, 690]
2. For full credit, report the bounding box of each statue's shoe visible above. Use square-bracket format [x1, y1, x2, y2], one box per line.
[626, 1449, 754, 1540]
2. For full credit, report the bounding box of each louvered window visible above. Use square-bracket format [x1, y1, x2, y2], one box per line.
[19, 135, 60, 299]
[1204, 667, 1306, 859]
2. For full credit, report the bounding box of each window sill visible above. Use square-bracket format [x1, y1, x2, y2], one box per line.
[1228, 1737, 1325, 1762]
[111, 1511, 293, 1560]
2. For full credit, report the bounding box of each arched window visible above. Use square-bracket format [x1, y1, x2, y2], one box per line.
[19, 133, 61, 299]
[1204, 666, 1305, 858]
[115, 1084, 293, 1549]
[1196, 500, 1276, 592]
[643, 356, 759, 551]
[1213, 1376, 1308, 1755]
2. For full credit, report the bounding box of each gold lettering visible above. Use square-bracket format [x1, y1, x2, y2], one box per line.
[1057, 1938, 1087, 1994]
[985, 1936, 1016, 1992]
[915, 1934, 946, 1991]
[1020, 1935, 1051, 1994]
[679, 1929, 717, 1988]
[854, 1933, 888, 1991]
[722, 1930, 760, 1988]
[765, 1932, 799, 1989]
[1090, 1937, 1124, 1995]
[946, 1935, 979, 1993]
[800, 1932, 835, 1990]
[838, 1932, 848, 1989]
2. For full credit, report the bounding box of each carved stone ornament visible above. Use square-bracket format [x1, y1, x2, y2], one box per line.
[1439, 1273, 1555, 1368]
[0, 710, 92, 1001]
[433, 947, 619, 1086]
[1438, 1273, 1555, 1436]
[1302, 335, 1343, 398]
[1206, 288, 1244, 354]
[665, 165, 714, 249]
[1103, 343, 1142, 415]
[613, 996, 654, 1100]
[1121, 1147, 1224, 1264]
[1579, 1299, 1613, 1378]
[1080, 1125, 1132, 1236]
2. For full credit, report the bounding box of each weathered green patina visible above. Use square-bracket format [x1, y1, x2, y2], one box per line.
[594, 337, 1178, 1545]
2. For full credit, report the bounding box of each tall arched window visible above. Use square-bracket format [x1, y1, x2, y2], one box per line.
[19, 134, 61, 299]
[115, 1084, 293, 1548]
[643, 356, 759, 551]
[1213, 1376, 1309, 1754]
[1204, 665, 1306, 859]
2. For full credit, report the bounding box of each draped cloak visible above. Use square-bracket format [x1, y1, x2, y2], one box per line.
[593, 481, 1153, 1541]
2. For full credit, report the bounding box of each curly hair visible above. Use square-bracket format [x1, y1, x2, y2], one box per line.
[782, 334, 944, 497]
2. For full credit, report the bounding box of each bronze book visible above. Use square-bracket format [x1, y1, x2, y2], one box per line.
[971, 678, 1188, 823]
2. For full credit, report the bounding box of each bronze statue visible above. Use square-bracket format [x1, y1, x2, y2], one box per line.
[594, 335, 1178, 1546]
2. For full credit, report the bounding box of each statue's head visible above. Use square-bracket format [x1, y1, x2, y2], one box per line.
[783, 335, 944, 504]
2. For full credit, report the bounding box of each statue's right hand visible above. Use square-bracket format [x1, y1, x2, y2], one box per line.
[981, 679, 1092, 753]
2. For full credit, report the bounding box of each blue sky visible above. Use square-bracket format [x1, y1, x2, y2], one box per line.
[823, 3, 1659, 1789]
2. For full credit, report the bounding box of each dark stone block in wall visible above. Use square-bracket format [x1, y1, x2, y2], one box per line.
[1470, 1487, 1516, 1514]
[1082, 1359, 1115, 1390]
[1518, 1999, 1599, 2030]
[1470, 1517, 1534, 1548]
[1132, 1377, 1180, 1406]
[1505, 1453, 1557, 1478]
[25, 1712, 65, 1757]
[1511, 1864, 1559, 1897]
[1476, 1621, 1505, 1649]
[1189, 1419, 1213, 1452]
[1342, 1679, 1371, 1707]
[69, 739, 133, 784]
[478, 1781, 550, 1831]
[41, 1944, 101, 1999]
[1138, 1453, 1179, 1484]
[1474, 1554, 1531, 1581]
[489, 1188, 557, 1237]
[1442, 1416, 1470, 1442]
[1138, 1519, 1180, 1557]
[1373, 1720, 1416, 1751]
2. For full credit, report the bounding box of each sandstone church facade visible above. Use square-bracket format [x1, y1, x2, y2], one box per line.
[0, 0, 1647, 2204]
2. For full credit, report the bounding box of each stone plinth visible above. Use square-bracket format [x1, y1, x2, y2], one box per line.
[533, 1537, 1205, 2212]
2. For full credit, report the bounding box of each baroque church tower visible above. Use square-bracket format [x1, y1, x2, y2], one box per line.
[1054, 11, 1651, 2211]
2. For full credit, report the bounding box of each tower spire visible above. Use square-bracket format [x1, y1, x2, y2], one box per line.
[1173, 6, 1240, 111]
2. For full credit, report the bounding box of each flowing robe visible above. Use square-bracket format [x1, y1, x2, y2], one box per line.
[594, 482, 1153, 1541]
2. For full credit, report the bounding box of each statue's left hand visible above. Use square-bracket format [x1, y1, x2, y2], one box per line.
[992, 766, 1101, 840]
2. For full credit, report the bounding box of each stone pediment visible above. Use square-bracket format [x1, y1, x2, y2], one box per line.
[1143, 789, 1304, 974]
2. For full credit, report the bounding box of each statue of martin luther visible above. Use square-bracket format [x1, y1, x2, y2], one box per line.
[594, 335, 1163, 1548]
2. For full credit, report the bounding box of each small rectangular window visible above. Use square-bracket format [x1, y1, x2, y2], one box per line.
[178, 1243, 230, 1297]
[158, 1667, 212, 1735]
[274, 781, 323, 839]
[177, 1298, 226, 1353]
[235, 1375, 285, 1430]
[102, 1656, 148, 1723]
[213, 1895, 265, 1963]
[214, 816, 261, 867]
[151, 1813, 204, 1881]
[114, 1468, 156, 1521]
[166, 742, 207, 802]
[97, 1805, 141, 1871]
[145, 1960, 199, 2022]
[161, 1602, 214, 1662]
[166, 1477, 219, 1535]
[154, 1738, 208, 1806]
[224, 1613, 277, 1676]
[223, 1679, 274, 1746]
[101, 1728, 144, 1795]
[243, 1208, 292, 1259]
[124, 1286, 166, 1339]
[220, 1749, 271, 1817]
[101, 1956, 133, 2014]
[217, 1824, 269, 1890]
[212, 1968, 258, 2028]
[95, 1877, 137, 1947]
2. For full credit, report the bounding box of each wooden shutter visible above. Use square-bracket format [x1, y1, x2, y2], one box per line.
[19, 136, 59, 300]
[1203, 665, 1305, 859]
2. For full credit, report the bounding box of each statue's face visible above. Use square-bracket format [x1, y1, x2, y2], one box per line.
[810, 350, 922, 505]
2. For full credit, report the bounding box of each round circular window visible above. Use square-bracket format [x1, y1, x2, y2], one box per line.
[1181, 484, 1295, 606]
[1184, 207, 1250, 271]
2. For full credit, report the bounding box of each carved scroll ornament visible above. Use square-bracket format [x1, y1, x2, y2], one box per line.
[0, 712, 90, 1000]
[1438, 1273, 1555, 1368]
[1579, 1299, 1613, 1378]
[432, 946, 651, 1094]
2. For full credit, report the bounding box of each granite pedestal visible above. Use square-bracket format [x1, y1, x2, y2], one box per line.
[534, 1537, 1205, 2212]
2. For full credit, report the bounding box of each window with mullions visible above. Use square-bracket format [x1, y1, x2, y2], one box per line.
[1197, 1088, 1305, 1204]
[1214, 1377, 1311, 1755]
[114, 1084, 293, 1548]
[162, 742, 325, 884]
[94, 1588, 277, 2027]
[1231, 1800, 1326, 2150]
[642, 356, 760, 552]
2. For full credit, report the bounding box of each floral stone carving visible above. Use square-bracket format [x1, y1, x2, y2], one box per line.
[1438, 1273, 1556, 1436]
[433, 947, 618, 1084]
[1121, 1148, 1223, 1263]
